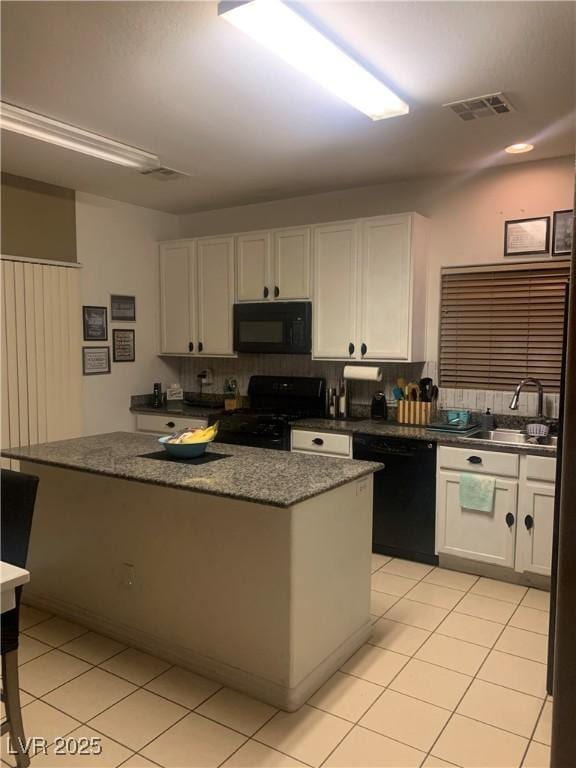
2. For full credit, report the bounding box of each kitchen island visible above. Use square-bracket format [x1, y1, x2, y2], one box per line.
[3, 432, 380, 710]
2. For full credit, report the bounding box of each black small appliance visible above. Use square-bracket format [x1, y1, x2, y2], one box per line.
[370, 392, 388, 420]
[233, 302, 312, 354]
[208, 375, 326, 451]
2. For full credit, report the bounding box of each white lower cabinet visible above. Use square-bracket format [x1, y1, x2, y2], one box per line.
[436, 470, 517, 568]
[436, 447, 555, 577]
[515, 478, 555, 577]
[135, 414, 208, 434]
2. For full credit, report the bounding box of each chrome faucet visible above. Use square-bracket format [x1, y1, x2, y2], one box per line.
[509, 378, 544, 418]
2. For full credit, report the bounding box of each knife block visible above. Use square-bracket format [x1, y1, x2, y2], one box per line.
[397, 400, 434, 425]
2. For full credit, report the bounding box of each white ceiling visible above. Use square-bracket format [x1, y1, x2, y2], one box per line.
[1, 1, 574, 214]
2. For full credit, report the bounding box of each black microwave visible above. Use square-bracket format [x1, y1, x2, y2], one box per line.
[233, 302, 312, 354]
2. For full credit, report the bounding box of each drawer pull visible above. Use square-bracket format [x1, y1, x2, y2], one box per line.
[263, 286, 269, 298]
[506, 512, 515, 528]
[467, 456, 482, 464]
[348, 342, 355, 356]
[525, 514, 534, 531]
[361, 343, 367, 356]
[274, 285, 280, 298]
[312, 438, 324, 446]
[166, 421, 175, 428]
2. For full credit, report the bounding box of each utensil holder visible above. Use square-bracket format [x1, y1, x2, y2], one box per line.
[397, 400, 434, 425]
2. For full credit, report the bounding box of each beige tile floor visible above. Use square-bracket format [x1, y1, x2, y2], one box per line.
[1, 557, 552, 768]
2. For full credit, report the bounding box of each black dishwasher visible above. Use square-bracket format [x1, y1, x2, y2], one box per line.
[353, 434, 438, 565]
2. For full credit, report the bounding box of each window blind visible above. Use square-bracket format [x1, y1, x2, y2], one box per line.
[439, 260, 570, 391]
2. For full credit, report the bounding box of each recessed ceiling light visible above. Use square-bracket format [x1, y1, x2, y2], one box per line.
[0, 102, 159, 170]
[505, 142, 534, 154]
[218, 0, 408, 121]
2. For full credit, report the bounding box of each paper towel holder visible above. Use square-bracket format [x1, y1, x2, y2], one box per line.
[343, 365, 383, 382]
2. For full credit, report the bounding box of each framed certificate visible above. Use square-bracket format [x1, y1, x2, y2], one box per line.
[110, 295, 136, 322]
[82, 306, 108, 341]
[112, 329, 135, 362]
[82, 347, 110, 375]
[552, 210, 573, 256]
[504, 217, 550, 257]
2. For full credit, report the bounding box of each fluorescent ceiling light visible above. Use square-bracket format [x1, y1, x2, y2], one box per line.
[219, 0, 408, 121]
[505, 142, 534, 154]
[0, 102, 159, 170]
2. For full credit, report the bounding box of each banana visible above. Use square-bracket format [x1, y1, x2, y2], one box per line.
[168, 422, 219, 445]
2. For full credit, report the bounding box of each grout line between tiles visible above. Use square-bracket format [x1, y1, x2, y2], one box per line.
[422, 582, 540, 767]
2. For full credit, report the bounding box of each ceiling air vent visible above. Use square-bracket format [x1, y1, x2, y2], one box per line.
[443, 92, 515, 122]
[140, 166, 189, 181]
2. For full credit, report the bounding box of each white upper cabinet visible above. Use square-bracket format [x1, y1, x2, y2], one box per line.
[313, 221, 358, 359]
[159, 237, 235, 357]
[237, 231, 271, 302]
[159, 241, 195, 354]
[273, 227, 311, 300]
[359, 217, 411, 360]
[312, 213, 428, 361]
[236, 227, 311, 302]
[196, 236, 235, 356]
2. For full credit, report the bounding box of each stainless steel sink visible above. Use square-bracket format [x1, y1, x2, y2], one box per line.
[460, 428, 557, 447]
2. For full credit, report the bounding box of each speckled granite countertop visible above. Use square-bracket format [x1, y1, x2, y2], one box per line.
[293, 419, 557, 457]
[3, 432, 382, 508]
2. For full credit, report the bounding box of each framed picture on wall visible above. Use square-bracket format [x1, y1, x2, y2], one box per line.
[504, 216, 550, 257]
[110, 294, 136, 321]
[552, 210, 573, 256]
[82, 346, 110, 375]
[82, 306, 108, 341]
[112, 329, 135, 362]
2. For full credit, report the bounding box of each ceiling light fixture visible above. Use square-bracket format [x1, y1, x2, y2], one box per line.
[0, 102, 159, 170]
[218, 0, 408, 121]
[505, 142, 534, 154]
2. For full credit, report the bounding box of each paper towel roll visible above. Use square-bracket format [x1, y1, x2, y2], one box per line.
[343, 365, 382, 382]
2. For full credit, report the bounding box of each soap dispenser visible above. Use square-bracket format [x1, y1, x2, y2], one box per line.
[480, 409, 495, 429]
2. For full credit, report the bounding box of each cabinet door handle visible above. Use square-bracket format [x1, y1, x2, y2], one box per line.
[312, 437, 324, 446]
[525, 514, 534, 530]
[361, 343, 367, 356]
[188, 342, 194, 352]
[166, 421, 175, 428]
[348, 342, 355, 356]
[467, 456, 482, 464]
[263, 286, 269, 298]
[274, 286, 280, 298]
[506, 512, 515, 528]
[198, 342, 203, 352]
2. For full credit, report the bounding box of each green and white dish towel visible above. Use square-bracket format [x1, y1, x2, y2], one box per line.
[459, 473, 496, 513]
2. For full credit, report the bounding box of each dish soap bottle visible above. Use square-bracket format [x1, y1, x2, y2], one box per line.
[480, 408, 495, 430]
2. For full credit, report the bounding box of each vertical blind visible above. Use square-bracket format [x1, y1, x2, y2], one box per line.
[439, 260, 570, 391]
[1, 258, 82, 469]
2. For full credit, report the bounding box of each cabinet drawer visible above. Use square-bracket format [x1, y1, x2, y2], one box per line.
[438, 446, 519, 477]
[526, 455, 557, 483]
[291, 429, 352, 458]
[135, 414, 208, 434]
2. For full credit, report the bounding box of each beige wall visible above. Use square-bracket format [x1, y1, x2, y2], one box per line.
[1, 173, 77, 262]
[76, 193, 180, 435]
[180, 155, 574, 359]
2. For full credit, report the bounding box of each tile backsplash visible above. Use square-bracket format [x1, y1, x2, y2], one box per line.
[178, 356, 560, 419]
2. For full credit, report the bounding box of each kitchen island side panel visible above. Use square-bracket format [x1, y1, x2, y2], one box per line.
[22, 462, 292, 687]
[290, 475, 373, 685]
[20, 461, 373, 709]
